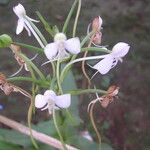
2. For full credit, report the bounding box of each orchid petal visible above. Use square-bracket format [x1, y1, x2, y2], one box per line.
[55, 94, 71, 108]
[26, 16, 39, 22]
[35, 94, 47, 108]
[98, 16, 103, 28]
[13, 3, 26, 18]
[111, 58, 118, 68]
[112, 42, 130, 58]
[64, 37, 80, 54]
[16, 19, 24, 35]
[93, 55, 114, 74]
[44, 43, 58, 60]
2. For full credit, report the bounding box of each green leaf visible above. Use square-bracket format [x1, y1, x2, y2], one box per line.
[66, 135, 113, 150]
[0, 128, 31, 147]
[0, 34, 12, 48]
[33, 120, 56, 136]
[0, 140, 24, 150]
[66, 135, 98, 150]
[102, 143, 114, 150]
[61, 66, 81, 126]
[38, 144, 55, 150]
[62, 0, 78, 33]
[0, 121, 58, 148]
[36, 11, 55, 37]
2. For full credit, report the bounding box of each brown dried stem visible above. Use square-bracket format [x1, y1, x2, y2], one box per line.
[0, 115, 78, 150]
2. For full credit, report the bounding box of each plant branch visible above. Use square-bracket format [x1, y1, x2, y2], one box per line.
[0, 115, 79, 150]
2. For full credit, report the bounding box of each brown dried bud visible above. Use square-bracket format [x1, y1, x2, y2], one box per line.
[10, 44, 25, 66]
[91, 32, 102, 45]
[0, 73, 14, 95]
[99, 85, 119, 108]
[10, 44, 21, 53]
[100, 96, 113, 108]
[107, 85, 120, 97]
[14, 54, 25, 66]
[0, 73, 7, 85]
[92, 16, 103, 31]
[2, 83, 14, 95]
[0, 72, 31, 98]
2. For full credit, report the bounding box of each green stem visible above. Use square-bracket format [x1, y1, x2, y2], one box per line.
[60, 54, 108, 82]
[68, 89, 107, 95]
[36, 11, 55, 37]
[65, 109, 77, 125]
[53, 109, 67, 150]
[90, 103, 102, 150]
[72, 0, 81, 37]
[27, 96, 39, 150]
[80, 30, 95, 47]
[82, 47, 111, 53]
[13, 42, 43, 54]
[56, 60, 63, 94]
[7, 77, 49, 87]
[19, 53, 46, 81]
[24, 18, 56, 79]
[52, 62, 56, 79]
[62, 0, 78, 33]
[25, 64, 39, 149]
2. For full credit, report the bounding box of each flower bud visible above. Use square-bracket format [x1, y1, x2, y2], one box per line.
[92, 32, 102, 45]
[100, 96, 113, 108]
[107, 85, 119, 96]
[92, 16, 102, 31]
[54, 33, 67, 42]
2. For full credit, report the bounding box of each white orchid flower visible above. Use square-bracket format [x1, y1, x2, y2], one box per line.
[92, 42, 130, 74]
[44, 33, 80, 61]
[13, 3, 44, 48]
[13, 3, 38, 36]
[35, 90, 71, 114]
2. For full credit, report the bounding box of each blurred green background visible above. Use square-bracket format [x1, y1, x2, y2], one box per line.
[0, 0, 149, 150]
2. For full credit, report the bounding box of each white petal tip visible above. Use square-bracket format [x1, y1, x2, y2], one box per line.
[55, 94, 71, 108]
[65, 37, 81, 54]
[35, 94, 47, 109]
[112, 42, 130, 57]
[44, 43, 58, 60]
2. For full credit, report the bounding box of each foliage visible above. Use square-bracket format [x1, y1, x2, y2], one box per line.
[0, 0, 131, 150]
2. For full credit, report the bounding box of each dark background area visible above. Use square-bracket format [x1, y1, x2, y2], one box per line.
[0, 0, 150, 150]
